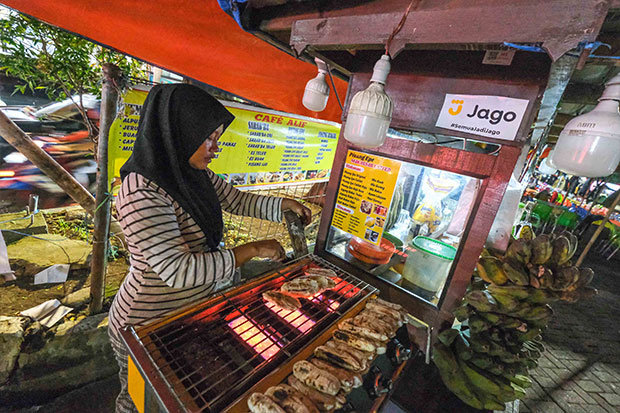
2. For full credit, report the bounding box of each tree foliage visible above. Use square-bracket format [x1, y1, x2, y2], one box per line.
[0, 11, 147, 138]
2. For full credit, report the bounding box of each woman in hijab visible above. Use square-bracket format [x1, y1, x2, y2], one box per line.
[108, 84, 311, 413]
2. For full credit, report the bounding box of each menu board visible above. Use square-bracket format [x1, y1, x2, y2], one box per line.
[108, 90, 340, 190]
[332, 150, 401, 245]
[210, 104, 339, 187]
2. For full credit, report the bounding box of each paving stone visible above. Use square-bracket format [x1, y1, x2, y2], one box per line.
[593, 371, 618, 382]
[588, 392, 619, 413]
[599, 393, 620, 406]
[574, 405, 613, 413]
[573, 386, 600, 405]
[577, 380, 603, 393]
[526, 400, 565, 413]
[551, 389, 586, 405]
[534, 375, 557, 389]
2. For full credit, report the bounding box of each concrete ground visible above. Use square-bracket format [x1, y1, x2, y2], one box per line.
[519, 252, 620, 413]
[5, 252, 619, 413]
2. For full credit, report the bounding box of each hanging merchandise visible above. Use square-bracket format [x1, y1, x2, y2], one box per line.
[552, 74, 620, 177]
[410, 172, 460, 239]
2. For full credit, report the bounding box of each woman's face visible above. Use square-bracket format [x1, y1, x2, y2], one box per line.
[189, 125, 224, 170]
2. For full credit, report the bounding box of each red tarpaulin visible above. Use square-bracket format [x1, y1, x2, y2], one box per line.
[0, 0, 347, 122]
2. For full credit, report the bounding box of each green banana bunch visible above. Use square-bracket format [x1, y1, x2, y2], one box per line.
[530, 234, 553, 265]
[505, 239, 532, 265]
[516, 225, 534, 241]
[575, 267, 594, 288]
[549, 235, 572, 266]
[469, 315, 492, 334]
[508, 374, 533, 389]
[466, 331, 492, 354]
[551, 266, 580, 291]
[438, 328, 460, 346]
[560, 286, 598, 303]
[477, 311, 502, 325]
[502, 260, 530, 286]
[477, 256, 509, 285]
[464, 290, 499, 313]
[487, 284, 531, 300]
[488, 289, 522, 312]
[526, 288, 557, 304]
[432, 342, 484, 410]
[521, 304, 554, 321]
[460, 358, 525, 404]
[469, 353, 494, 370]
[454, 332, 473, 361]
[453, 303, 473, 322]
[514, 327, 543, 343]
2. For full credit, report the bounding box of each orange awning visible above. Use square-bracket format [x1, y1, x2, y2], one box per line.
[0, 0, 347, 123]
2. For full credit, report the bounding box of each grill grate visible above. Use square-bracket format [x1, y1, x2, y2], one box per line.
[130, 254, 376, 412]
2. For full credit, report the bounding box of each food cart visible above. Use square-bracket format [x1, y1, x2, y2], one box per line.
[3, 1, 614, 412]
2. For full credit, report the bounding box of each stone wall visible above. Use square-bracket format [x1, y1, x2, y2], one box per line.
[0, 313, 118, 407]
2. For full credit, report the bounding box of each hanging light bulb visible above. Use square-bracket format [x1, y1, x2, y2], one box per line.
[344, 54, 393, 148]
[302, 58, 330, 112]
[551, 74, 620, 177]
[538, 155, 557, 175]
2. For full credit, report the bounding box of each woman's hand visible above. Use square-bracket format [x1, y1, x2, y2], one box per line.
[233, 239, 286, 267]
[281, 198, 312, 226]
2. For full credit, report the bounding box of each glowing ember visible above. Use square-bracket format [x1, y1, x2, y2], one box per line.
[310, 293, 340, 312]
[332, 277, 361, 298]
[228, 316, 280, 359]
[265, 302, 315, 333]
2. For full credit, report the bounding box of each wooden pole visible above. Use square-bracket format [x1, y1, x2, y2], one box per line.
[576, 189, 620, 267]
[0, 112, 96, 215]
[89, 63, 121, 314]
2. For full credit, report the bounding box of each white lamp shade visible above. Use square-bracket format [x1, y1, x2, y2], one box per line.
[302, 72, 329, 112]
[538, 157, 557, 175]
[344, 55, 393, 148]
[551, 100, 620, 177]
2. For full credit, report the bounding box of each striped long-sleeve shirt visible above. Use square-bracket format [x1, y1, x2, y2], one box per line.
[108, 171, 282, 335]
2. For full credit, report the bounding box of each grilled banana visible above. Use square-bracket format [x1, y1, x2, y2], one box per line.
[281, 278, 320, 297]
[333, 330, 384, 354]
[325, 339, 373, 362]
[262, 290, 301, 311]
[248, 392, 287, 413]
[313, 345, 363, 372]
[366, 300, 408, 324]
[338, 318, 388, 342]
[293, 360, 341, 396]
[287, 376, 340, 412]
[265, 385, 318, 413]
[310, 358, 362, 389]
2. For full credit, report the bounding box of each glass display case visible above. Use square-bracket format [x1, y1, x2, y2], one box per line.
[325, 148, 481, 306]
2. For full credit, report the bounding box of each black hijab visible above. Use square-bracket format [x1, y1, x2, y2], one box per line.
[120, 84, 235, 251]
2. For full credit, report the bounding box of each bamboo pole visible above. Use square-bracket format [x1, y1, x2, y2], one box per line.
[0, 112, 96, 215]
[89, 63, 121, 314]
[576, 189, 620, 267]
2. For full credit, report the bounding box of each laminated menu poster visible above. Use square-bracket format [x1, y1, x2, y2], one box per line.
[209, 102, 339, 188]
[332, 150, 401, 245]
[108, 88, 340, 191]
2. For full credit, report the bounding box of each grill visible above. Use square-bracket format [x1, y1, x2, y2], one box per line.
[121, 254, 377, 412]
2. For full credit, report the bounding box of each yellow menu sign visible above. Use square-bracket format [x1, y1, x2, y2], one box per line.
[332, 150, 401, 245]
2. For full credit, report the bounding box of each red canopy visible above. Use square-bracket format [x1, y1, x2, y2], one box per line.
[1, 0, 347, 123]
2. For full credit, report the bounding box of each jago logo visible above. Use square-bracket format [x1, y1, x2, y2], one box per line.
[436, 94, 529, 141]
[448, 99, 517, 125]
[448, 99, 463, 115]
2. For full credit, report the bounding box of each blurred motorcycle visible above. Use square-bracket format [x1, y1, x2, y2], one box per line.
[0, 95, 98, 211]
